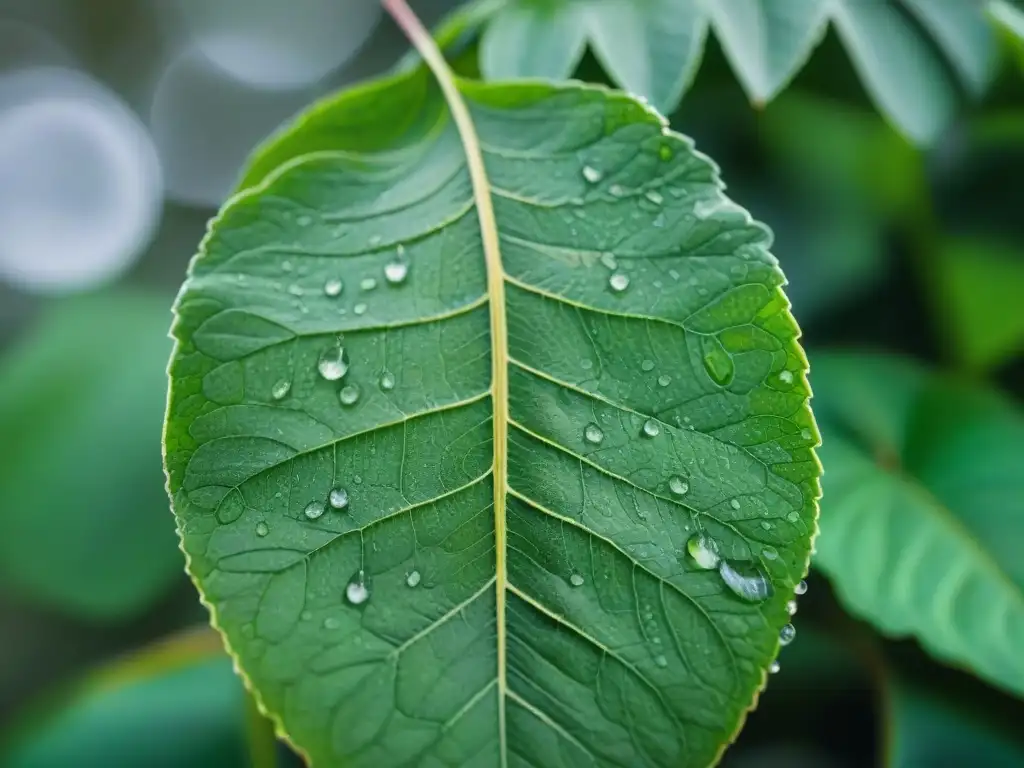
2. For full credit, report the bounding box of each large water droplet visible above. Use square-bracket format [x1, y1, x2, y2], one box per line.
[730, 498, 741, 510]
[609, 273, 630, 292]
[719, 560, 774, 602]
[271, 379, 291, 400]
[406, 570, 421, 588]
[762, 545, 778, 560]
[779, 623, 796, 645]
[339, 385, 360, 406]
[584, 423, 604, 444]
[582, 165, 602, 183]
[778, 370, 794, 385]
[304, 500, 326, 520]
[687, 533, 720, 570]
[317, 341, 348, 380]
[641, 359, 655, 372]
[669, 475, 689, 496]
[658, 375, 671, 387]
[701, 336, 735, 386]
[794, 579, 808, 595]
[323, 278, 343, 297]
[570, 573, 584, 587]
[379, 370, 396, 391]
[346, 573, 370, 605]
[329, 487, 349, 510]
[642, 419, 660, 438]
[384, 259, 408, 285]
[769, 660, 780, 674]
[255, 521, 269, 537]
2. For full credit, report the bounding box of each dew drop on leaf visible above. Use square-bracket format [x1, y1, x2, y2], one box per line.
[353, 303, 367, 315]
[296, 214, 312, 227]
[795, 579, 808, 595]
[271, 379, 290, 400]
[641, 359, 655, 372]
[730, 498, 741, 510]
[317, 341, 348, 381]
[778, 370, 794, 385]
[287, 283, 304, 297]
[769, 661, 780, 674]
[669, 475, 689, 496]
[584, 423, 604, 444]
[655, 654, 668, 668]
[346, 573, 370, 605]
[323, 617, 340, 630]
[787, 511, 800, 523]
[786, 599, 797, 616]
[323, 278, 343, 297]
[339, 385, 360, 406]
[779, 623, 796, 645]
[687, 533, 720, 570]
[360, 277, 377, 291]
[600, 252, 617, 270]
[304, 500, 325, 520]
[609, 183, 625, 197]
[570, 573, 584, 587]
[384, 259, 408, 285]
[328, 487, 349, 510]
[761, 545, 778, 560]
[719, 560, 773, 602]
[642, 419, 660, 438]
[658, 374, 671, 387]
[379, 371, 396, 391]
[645, 190, 663, 205]
[255, 521, 269, 537]
[609, 272, 630, 292]
[702, 338, 735, 386]
[406, 570, 421, 588]
[581, 165, 602, 183]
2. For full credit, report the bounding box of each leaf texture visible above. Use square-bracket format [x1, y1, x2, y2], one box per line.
[164, 37, 819, 766]
[812, 353, 1024, 699]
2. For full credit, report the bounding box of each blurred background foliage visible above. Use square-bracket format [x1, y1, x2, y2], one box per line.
[0, 1, 1023, 766]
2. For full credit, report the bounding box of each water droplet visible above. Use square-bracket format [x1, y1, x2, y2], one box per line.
[582, 165, 603, 183]
[642, 419, 660, 438]
[669, 475, 689, 496]
[570, 573, 585, 587]
[786, 599, 798, 616]
[580, 358, 594, 370]
[346, 574, 370, 605]
[379, 371, 396, 391]
[317, 341, 349, 380]
[645, 190, 664, 205]
[730, 498, 741, 510]
[769, 660, 780, 674]
[584, 423, 604, 444]
[255, 521, 269, 537]
[360, 277, 377, 291]
[600, 252, 618, 270]
[654, 654, 668, 668]
[384, 259, 408, 285]
[296, 214, 312, 227]
[794, 579, 808, 595]
[368, 234, 382, 246]
[329, 487, 349, 510]
[609, 183, 625, 197]
[353, 475, 363, 485]
[641, 359, 655, 372]
[687, 533, 720, 570]
[778, 370, 794, 385]
[301, 610, 312, 621]
[323, 278, 343, 297]
[800, 427, 812, 441]
[760, 521, 772, 531]
[304, 500, 326, 520]
[652, 211, 666, 228]
[762, 545, 778, 560]
[339, 385, 360, 406]
[786, 511, 800, 523]
[659, 145, 673, 161]
[271, 379, 291, 400]
[779, 623, 796, 645]
[609, 272, 630, 292]
[287, 283, 304, 297]
[353, 303, 367, 315]
[282, 260, 293, 272]
[719, 560, 774, 602]
[702, 336, 735, 386]
[406, 570, 421, 588]
[658, 375, 671, 387]
[323, 616, 340, 630]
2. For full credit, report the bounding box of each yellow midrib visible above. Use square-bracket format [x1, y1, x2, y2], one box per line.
[384, 2, 508, 761]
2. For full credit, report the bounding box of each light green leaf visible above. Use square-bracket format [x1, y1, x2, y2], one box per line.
[1, 629, 247, 768]
[164, 16, 819, 766]
[888, 676, 1024, 767]
[480, 2, 589, 83]
[812, 353, 1024, 699]
[935, 238, 1024, 371]
[990, 0, 1024, 44]
[0, 291, 182, 620]
[902, 0, 997, 95]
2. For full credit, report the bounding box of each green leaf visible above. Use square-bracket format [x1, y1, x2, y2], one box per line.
[812, 353, 1024, 699]
[2, 629, 248, 768]
[887, 676, 1024, 767]
[934, 238, 1024, 371]
[0, 291, 181, 620]
[163, 14, 819, 765]
[990, 0, 1024, 45]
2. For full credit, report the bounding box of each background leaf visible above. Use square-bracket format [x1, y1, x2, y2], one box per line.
[0, 291, 181, 620]
[811, 353, 1024, 698]
[164, 54, 818, 765]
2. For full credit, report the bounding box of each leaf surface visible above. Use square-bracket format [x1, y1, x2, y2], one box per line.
[812, 353, 1024, 699]
[164, 29, 819, 766]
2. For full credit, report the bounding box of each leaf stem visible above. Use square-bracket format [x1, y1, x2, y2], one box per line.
[244, 690, 278, 768]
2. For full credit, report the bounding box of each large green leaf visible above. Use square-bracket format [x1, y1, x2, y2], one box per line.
[164, 11, 819, 766]
[812, 353, 1024, 699]
[478, 0, 996, 143]
[0, 291, 182, 620]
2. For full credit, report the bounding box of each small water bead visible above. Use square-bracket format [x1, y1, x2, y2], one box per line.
[317, 341, 349, 380]
[761, 545, 778, 560]
[609, 183, 625, 197]
[368, 234, 382, 246]
[654, 654, 668, 668]
[328, 487, 349, 510]
[304, 500, 325, 520]
[296, 214, 312, 227]
[719, 560, 774, 602]
[786, 599, 798, 616]
[406, 570, 422, 588]
[658, 375, 671, 387]
[760, 521, 773, 531]
[346, 574, 370, 605]
[360, 277, 377, 291]
[301, 610, 313, 621]
[339, 385, 360, 406]
[379, 371, 396, 391]
[282, 260, 293, 272]
[582, 165, 603, 183]
[786, 511, 800, 523]
[287, 283, 304, 297]
[778, 370, 794, 385]
[641, 359, 655, 372]
[609, 272, 630, 292]
[584, 423, 604, 444]
[642, 419, 660, 438]
[687, 533, 720, 570]
[669, 476, 689, 496]
[652, 212, 666, 228]
[580, 358, 594, 371]
[769, 661, 781, 674]
[779, 623, 796, 645]
[730, 498, 741, 510]
[255, 521, 269, 537]
[645, 190, 664, 205]
[323, 278, 343, 297]
[794, 579, 808, 595]
[323, 616, 340, 630]
[570, 573, 585, 587]
[600, 252, 617, 270]
[800, 428, 813, 441]
[384, 259, 408, 285]
[353, 303, 367, 315]
[271, 379, 291, 400]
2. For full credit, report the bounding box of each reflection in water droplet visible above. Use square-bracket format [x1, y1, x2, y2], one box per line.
[271, 379, 290, 400]
[779, 623, 796, 645]
[641, 359, 655, 372]
[304, 500, 325, 520]
[794, 579, 808, 595]
[786, 599, 797, 616]
[584, 423, 604, 444]
[719, 560, 773, 602]
[701, 336, 735, 386]
[687, 533, 720, 570]
[406, 570, 421, 588]
[255, 521, 269, 537]
[655, 654, 668, 668]
[645, 190, 663, 205]
[642, 419, 660, 438]
[360, 277, 377, 291]
[609, 272, 630, 292]
[582, 165, 602, 183]
[570, 573, 584, 587]
[384, 259, 408, 284]
[669, 475, 689, 496]
[346, 573, 370, 605]
[762, 545, 778, 560]
[329, 487, 349, 510]
[658, 375, 671, 387]
[379, 371, 396, 391]
[323, 278, 343, 297]
[317, 341, 348, 380]
[769, 660, 780, 674]
[339, 385, 360, 406]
